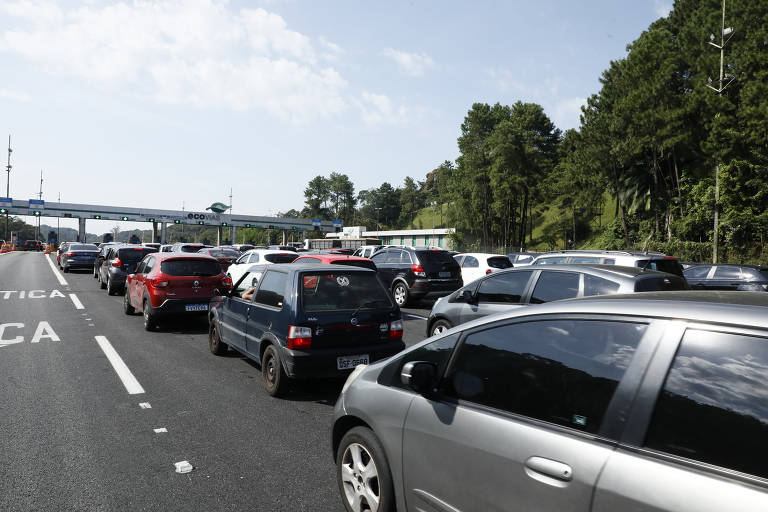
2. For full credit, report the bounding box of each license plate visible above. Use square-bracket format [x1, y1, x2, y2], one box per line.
[439, 271, 451, 278]
[185, 304, 208, 312]
[337, 354, 369, 370]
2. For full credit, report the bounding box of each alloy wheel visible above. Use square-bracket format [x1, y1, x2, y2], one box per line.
[340, 443, 380, 512]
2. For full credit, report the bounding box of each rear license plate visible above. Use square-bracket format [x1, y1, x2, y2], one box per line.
[185, 304, 208, 312]
[337, 354, 369, 370]
[439, 271, 451, 278]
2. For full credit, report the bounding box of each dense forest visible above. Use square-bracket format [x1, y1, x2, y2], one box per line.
[299, 0, 768, 263]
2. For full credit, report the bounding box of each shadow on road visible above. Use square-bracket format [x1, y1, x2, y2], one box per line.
[239, 357, 344, 405]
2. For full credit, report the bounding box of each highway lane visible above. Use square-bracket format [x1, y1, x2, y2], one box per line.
[0, 251, 429, 511]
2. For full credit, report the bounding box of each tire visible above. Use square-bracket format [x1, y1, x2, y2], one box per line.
[62, 265, 69, 273]
[336, 426, 395, 512]
[430, 319, 452, 336]
[208, 321, 228, 355]
[93, 266, 98, 278]
[106, 277, 116, 296]
[99, 272, 107, 290]
[123, 292, 135, 315]
[143, 299, 158, 331]
[261, 344, 288, 397]
[392, 282, 409, 307]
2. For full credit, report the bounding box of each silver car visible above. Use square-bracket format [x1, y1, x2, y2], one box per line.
[332, 291, 768, 512]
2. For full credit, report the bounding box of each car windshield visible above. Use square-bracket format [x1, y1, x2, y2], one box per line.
[118, 248, 156, 263]
[264, 253, 297, 263]
[487, 256, 513, 269]
[180, 245, 203, 253]
[301, 271, 392, 311]
[161, 259, 221, 276]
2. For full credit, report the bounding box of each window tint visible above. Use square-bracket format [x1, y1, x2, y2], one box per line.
[160, 259, 221, 276]
[118, 248, 156, 263]
[583, 274, 621, 296]
[463, 256, 479, 268]
[254, 271, 288, 308]
[371, 251, 388, 264]
[264, 253, 297, 264]
[386, 250, 403, 264]
[296, 257, 321, 264]
[571, 256, 601, 263]
[487, 256, 513, 269]
[386, 333, 460, 389]
[713, 266, 741, 279]
[236, 254, 249, 264]
[134, 261, 145, 274]
[69, 244, 99, 251]
[300, 271, 391, 311]
[442, 320, 647, 433]
[634, 276, 689, 292]
[645, 330, 768, 479]
[180, 245, 203, 253]
[535, 256, 567, 265]
[636, 259, 683, 276]
[415, 250, 455, 264]
[530, 271, 580, 303]
[684, 265, 711, 279]
[477, 271, 531, 303]
[331, 259, 377, 271]
[740, 268, 764, 281]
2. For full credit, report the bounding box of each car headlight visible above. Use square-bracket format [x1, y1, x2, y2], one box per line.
[342, 364, 368, 394]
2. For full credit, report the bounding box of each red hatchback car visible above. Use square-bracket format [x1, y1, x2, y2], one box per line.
[292, 254, 377, 271]
[124, 252, 232, 331]
[197, 247, 239, 272]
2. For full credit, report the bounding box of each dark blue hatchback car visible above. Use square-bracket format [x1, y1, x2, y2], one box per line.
[208, 264, 405, 396]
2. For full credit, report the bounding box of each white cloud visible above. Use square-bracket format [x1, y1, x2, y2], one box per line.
[381, 48, 434, 76]
[0, 89, 30, 102]
[0, 0, 348, 121]
[354, 92, 407, 125]
[551, 97, 586, 131]
[653, 0, 672, 18]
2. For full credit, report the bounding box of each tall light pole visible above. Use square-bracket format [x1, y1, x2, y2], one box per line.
[5, 135, 11, 241]
[705, 0, 736, 264]
[374, 207, 382, 232]
[57, 192, 60, 244]
[36, 170, 43, 241]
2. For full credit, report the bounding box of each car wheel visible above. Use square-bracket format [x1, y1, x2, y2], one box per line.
[337, 426, 395, 512]
[106, 277, 115, 296]
[99, 273, 107, 290]
[62, 265, 69, 273]
[143, 299, 158, 331]
[208, 321, 228, 355]
[261, 344, 288, 397]
[123, 292, 135, 315]
[93, 266, 98, 278]
[430, 319, 452, 336]
[392, 282, 409, 307]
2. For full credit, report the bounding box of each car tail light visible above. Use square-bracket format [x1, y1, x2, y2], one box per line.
[389, 319, 403, 340]
[66, 252, 75, 257]
[221, 276, 233, 288]
[287, 325, 312, 349]
[111, 258, 122, 267]
[411, 264, 426, 277]
[149, 278, 168, 288]
[486, 269, 492, 274]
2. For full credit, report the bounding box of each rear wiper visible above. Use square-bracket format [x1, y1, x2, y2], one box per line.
[351, 300, 386, 318]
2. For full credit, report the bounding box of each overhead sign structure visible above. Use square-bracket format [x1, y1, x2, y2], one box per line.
[0, 197, 12, 208]
[28, 199, 44, 210]
[312, 218, 322, 226]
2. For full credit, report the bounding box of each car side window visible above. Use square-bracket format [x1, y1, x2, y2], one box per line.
[441, 320, 648, 434]
[371, 251, 388, 264]
[583, 274, 621, 296]
[644, 330, 768, 479]
[476, 271, 532, 303]
[453, 255, 464, 266]
[713, 266, 741, 279]
[741, 268, 763, 280]
[684, 265, 711, 279]
[402, 251, 413, 264]
[144, 257, 154, 273]
[570, 256, 601, 263]
[535, 256, 567, 265]
[384, 333, 460, 389]
[235, 254, 248, 264]
[254, 271, 287, 308]
[530, 271, 580, 303]
[135, 261, 145, 274]
[463, 256, 479, 268]
[602, 258, 616, 264]
[249, 253, 260, 264]
[386, 250, 403, 264]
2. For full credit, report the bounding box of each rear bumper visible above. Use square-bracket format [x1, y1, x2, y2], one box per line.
[409, 278, 462, 299]
[282, 341, 405, 379]
[153, 297, 214, 316]
[63, 259, 97, 268]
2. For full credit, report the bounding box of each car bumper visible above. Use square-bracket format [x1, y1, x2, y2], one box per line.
[282, 341, 405, 379]
[153, 297, 214, 316]
[409, 278, 462, 299]
[63, 259, 97, 268]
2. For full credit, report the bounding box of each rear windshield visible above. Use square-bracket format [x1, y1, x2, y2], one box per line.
[264, 253, 298, 264]
[415, 250, 455, 264]
[180, 245, 204, 253]
[634, 276, 689, 292]
[301, 272, 392, 312]
[118, 248, 157, 262]
[636, 259, 683, 276]
[331, 259, 377, 271]
[487, 256, 513, 269]
[161, 259, 221, 276]
[207, 249, 238, 258]
[69, 244, 99, 251]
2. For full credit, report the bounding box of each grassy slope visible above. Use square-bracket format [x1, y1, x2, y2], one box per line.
[529, 192, 617, 250]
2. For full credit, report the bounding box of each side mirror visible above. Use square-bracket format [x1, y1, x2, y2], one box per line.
[401, 361, 437, 394]
[461, 289, 475, 303]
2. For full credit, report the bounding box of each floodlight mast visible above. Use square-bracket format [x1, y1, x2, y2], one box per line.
[5, 135, 12, 241]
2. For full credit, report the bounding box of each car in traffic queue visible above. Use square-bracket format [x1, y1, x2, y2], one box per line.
[453, 252, 513, 284]
[208, 264, 405, 397]
[98, 244, 158, 295]
[197, 247, 240, 272]
[56, 242, 70, 265]
[226, 249, 299, 285]
[21, 240, 43, 251]
[332, 291, 768, 512]
[58, 243, 100, 272]
[124, 252, 232, 331]
[531, 250, 685, 276]
[353, 245, 385, 258]
[684, 263, 768, 291]
[426, 264, 689, 336]
[170, 242, 207, 253]
[160, 244, 174, 252]
[92, 241, 120, 278]
[292, 253, 378, 272]
[371, 247, 462, 307]
[142, 242, 162, 250]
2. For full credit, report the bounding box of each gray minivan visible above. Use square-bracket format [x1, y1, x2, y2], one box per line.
[332, 292, 768, 512]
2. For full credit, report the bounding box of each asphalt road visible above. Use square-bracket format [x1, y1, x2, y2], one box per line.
[0, 251, 430, 511]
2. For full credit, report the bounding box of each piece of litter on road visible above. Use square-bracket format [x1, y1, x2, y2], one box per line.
[174, 461, 194, 474]
[153, 427, 168, 433]
[139, 402, 151, 409]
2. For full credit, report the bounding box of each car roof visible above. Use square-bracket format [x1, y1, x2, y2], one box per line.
[455, 253, 510, 259]
[686, 263, 765, 270]
[490, 263, 675, 279]
[265, 263, 376, 274]
[242, 249, 296, 256]
[295, 254, 372, 262]
[538, 249, 668, 257]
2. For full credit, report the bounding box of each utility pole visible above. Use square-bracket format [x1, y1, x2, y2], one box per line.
[229, 187, 234, 243]
[37, 170, 43, 241]
[5, 135, 11, 241]
[705, 0, 736, 264]
[57, 192, 60, 244]
[181, 201, 185, 242]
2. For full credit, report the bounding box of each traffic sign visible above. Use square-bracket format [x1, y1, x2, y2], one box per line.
[0, 197, 12, 208]
[332, 219, 343, 227]
[28, 199, 44, 210]
[312, 218, 321, 227]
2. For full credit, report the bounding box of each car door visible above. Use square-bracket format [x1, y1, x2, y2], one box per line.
[592, 327, 768, 511]
[218, 272, 259, 352]
[401, 317, 653, 512]
[245, 270, 289, 358]
[458, 270, 533, 325]
[528, 270, 581, 304]
[460, 255, 481, 284]
[683, 265, 713, 288]
[131, 255, 152, 308]
[371, 250, 394, 287]
[100, 248, 115, 281]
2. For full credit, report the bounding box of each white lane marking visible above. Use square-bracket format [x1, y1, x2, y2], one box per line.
[0, 323, 24, 348]
[30, 321, 60, 343]
[94, 335, 145, 395]
[153, 428, 168, 433]
[174, 461, 194, 474]
[44, 253, 68, 286]
[139, 402, 152, 409]
[69, 293, 85, 310]
[403, 313, 428, 321]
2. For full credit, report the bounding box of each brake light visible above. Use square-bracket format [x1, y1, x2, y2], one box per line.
[389, 319, 403, 340]
[149, 278, 168, 288]
[287, 325, 312, 349]
[411, 264, 426, 277]
[221, 276, 233, 288]
[486, 268, 492, 274]
[66, 252, 75, 257]
[111, 257, 122, 267]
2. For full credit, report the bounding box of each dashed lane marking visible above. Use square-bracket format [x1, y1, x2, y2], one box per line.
[69, 293, 85, 310]
[44, 253, 68, 286]
[94, 335, 145, 395]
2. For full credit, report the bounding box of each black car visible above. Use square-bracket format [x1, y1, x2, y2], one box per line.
[371, 247, 462, 306]
[684, 264, 768, 291]
[59, 243, 100, 272]
[22, 240, 43, 251]
[98, 244, 158, 295]
[208, 264, 405, 397]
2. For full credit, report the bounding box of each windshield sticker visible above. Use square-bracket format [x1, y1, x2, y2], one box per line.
[303, 275, 319, 288]
[336, 276, 350, 287]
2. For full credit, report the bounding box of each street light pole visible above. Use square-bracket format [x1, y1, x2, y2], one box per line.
[5, 134, 11, 241]
[37, 170, 43, 241]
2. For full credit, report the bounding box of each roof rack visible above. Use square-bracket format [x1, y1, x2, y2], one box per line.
[543, 249, 667, 257]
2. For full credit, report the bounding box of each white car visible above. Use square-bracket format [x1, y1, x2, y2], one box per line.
[453, 252, 513, 285]
[226, 249, 298, 285]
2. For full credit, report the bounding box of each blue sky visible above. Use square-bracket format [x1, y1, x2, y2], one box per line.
[0, 0, 671, 234]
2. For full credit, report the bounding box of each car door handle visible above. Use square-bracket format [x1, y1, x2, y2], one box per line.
[524, 456, 572, 483]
